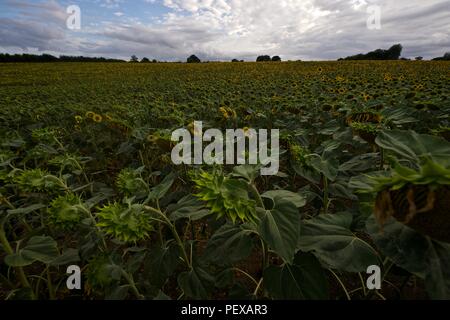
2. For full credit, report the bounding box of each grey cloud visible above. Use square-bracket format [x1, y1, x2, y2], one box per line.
[0, 0, 448, 60]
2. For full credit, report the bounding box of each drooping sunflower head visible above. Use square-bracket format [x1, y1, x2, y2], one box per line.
[430, 126, 450, 142]
[347, 110, 382, 125]
[187, 122, 202, 136]
[219, 106, 237, 120]
[96, 202, 154, 243]
[48, 193, 85, 230]
[360, 159, 450, 242]
[219, 106, 229, 119]
[350, 122, 380, 134]
[192, 171, 257, 223]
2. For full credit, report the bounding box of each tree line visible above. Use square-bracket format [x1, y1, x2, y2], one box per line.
[0, 53, 124, 63]
[1, 48, 449, 63]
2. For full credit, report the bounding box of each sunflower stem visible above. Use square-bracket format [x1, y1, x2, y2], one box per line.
[249, 183, 265, 209]
[0, 226, 33, 295]
[144, 206, 192, 269]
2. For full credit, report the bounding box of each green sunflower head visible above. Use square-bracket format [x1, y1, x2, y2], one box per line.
[116, 168, 147, 197]
[289, 143, 311, 167]
[0, 149, 15, 165]
[31, 127, 59, 144]
[86, 255, 120, 290]
[192, 171, 257, 223]
[48, 193, 86, 230]
[15, 169, 60, 193]
[350, 122, 380, 134]
[96, 201, 154, 243]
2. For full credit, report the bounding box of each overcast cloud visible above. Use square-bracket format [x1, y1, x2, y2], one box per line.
[0, 0, 448, 60]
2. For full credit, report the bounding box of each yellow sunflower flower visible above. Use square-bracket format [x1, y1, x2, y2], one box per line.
[85, 111, 95, 119]
[93, 114, 103, 123]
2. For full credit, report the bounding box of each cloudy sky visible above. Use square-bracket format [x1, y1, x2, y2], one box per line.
[0, 0, 449, 61]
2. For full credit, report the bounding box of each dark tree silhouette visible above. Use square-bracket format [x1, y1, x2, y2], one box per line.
[141, 57, 150, 63]
[385, 44, 403, 60]
[130, 55, 139, 63]
[341, 44, 403, 60]
[432, 52, 450, 61]
[256, 55, 271, 62]
[187, 55, 201, 63]
[272, 56, 281, 62]
[0, 53, 124, 63]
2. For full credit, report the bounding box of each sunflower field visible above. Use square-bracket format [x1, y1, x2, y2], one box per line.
[0, 60, 449, 300]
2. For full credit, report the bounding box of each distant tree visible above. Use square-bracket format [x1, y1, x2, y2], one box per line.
[432, 52, 450, 61]
[187, 55, 201, 63]
[385, 44, 403, 60]
[256, 55, 271, 62]
[232, 59, 239, 62]
[130, 55, 139, 63]
[271, 56, 281, 62]
[40, 54, 59, 62]
[415, 56, 423, 61]
[152, 59, 158, 63]
[141, 57, 150, 63]
[341, 44, 403, 60]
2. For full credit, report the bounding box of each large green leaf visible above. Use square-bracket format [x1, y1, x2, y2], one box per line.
[178, 265, 214, 299]
[264, 252, 329, 300]
[339, 153, 379, 172]
[309, 154, 339, 181]
[329, 180, 358, 200]
[6, 204, 46, 215]
[148, 172, 176, 201]
[202, 223, 254, 265]
[167, 195, 211, 221]
[261, 190, 307, 208]
[49, 248, 80, 266]
[292, 163, 321, 184]
[257, 197, 300, 264]
[145, 241, 181, 287]
[5, 236, 60, 267]
[232, 164, 261, 182]
[366, 215, 450, 299]
[376, 130, 450, 166]
[298, 212, 379, 272]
